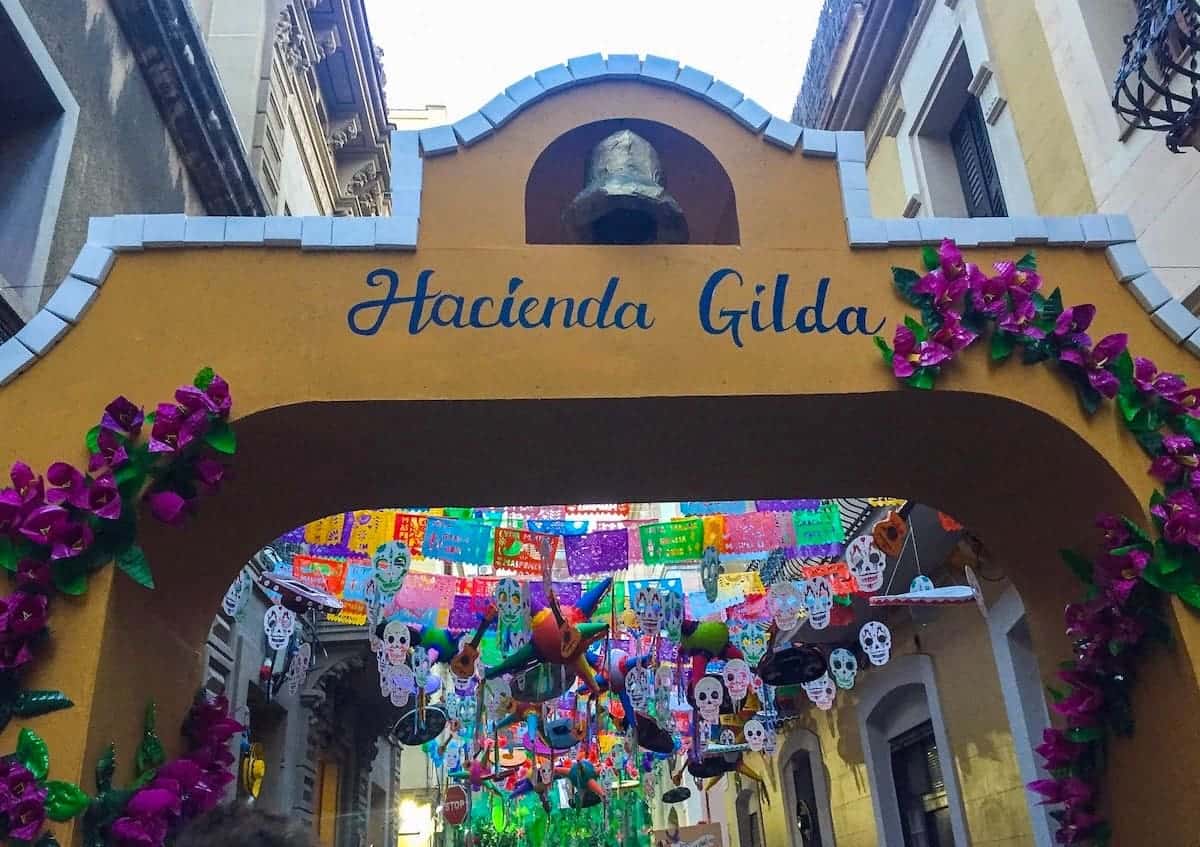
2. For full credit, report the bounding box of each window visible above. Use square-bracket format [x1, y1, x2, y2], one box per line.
[949, 96, 1006, 218]
[790, 750, 824, 847]
[0, 0, 78, 332]
[735, 788, 766, 847]
[890, 721, 954, 847]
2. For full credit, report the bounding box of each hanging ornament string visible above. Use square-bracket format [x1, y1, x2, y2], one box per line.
[881, 519, 916, 596]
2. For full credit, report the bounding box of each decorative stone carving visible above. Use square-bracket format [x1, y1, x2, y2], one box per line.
[348, 162, 384, 215]
[276, 11, 311, 72]
[328, 117, 360, 151]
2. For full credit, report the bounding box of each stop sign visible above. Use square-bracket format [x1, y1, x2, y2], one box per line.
[442, 784, 470, 827]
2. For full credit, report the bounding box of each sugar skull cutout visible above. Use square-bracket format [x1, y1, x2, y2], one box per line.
[743, 719, 767, 753]
[386, 664, 414, 708]
[803, 576, 834, 630]
[846, 534, 887, 594]
[701, 546, 723, 602]
[484, 678, 514, 723]
[372, 541, 411, 596]
[829, 648, 858, 689]
[495, 578, 531, 652]
[263, 604, 297, 651]
[733, 620, 771, 668]
[802, 672, 836, 710]
[411, 647, 433, 691]
[859, 621, 892, 666]
[380, 620, 412, 666]
[653, 666, 674, 724]
[722, 659, 752, 708]
[661, 588, 684, 640]
[625, 665, 651, 713]
[692, 675, 724, 724]
[633, 585, 664, 636]
[910, 574, 935, 593]
[365, 579, 383, 649]
[221, 570, 253, 619]
[286, 642, 312, 696]
[767, 580, 807, 631]
[443, 738, 464, 772]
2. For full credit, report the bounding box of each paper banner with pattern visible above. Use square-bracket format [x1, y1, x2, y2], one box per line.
[304, 513, 346, 547]
[494, 528, 560, 574]
[564, 529, 629, 575]
[792, 501, 845, 556]
[346, 510, 394, 556]
[729, 593, 770, 620]
[639, 519, 703, 564]
[702, 515, 725, 552]
[291, 554, 349, 596]
[723, 511, 786, 555]
[756, 499, 820, 512]
[802, 562, 857, 595]
[687, 588, 743, 620]
[588, 579, 627, 617]
[526, 519, 590, 536]
[387, 571, 457, 616]
[719, 571, 765, 597]
[330, 561, 373, 625]
[475, 508, 506, 525]
[680, 501, 752, 516]
[508, 505, 565, 520]
[868, 497, 906, 507]
[393, 513, 429, 558]
[566, 504, 631, 518]
[422, 517, 493, 565]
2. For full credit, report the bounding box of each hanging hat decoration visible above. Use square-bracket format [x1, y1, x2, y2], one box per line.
[872, 512, 909, 559]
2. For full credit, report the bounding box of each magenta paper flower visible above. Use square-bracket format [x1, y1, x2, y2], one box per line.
[1055, 807, 1105, 845]
[14, 559, 51, 592]
[1029, 776, 1093, 807]
[86, 472, 122, 520]
[111, 813, 170, 847]
[174, 386, 216, 417]
[89, 428, 130, 473]
[7, 787, 47, 841]
[891, 325, 951, 379]
[102, 396, 144, 437]
[1053, 672, 1104, 722]
[204, 375, 231, 418]
[146, 491, 190, 526]
[1151, 489, 1200, 546]
[0, 640, 34, 671]
[931, 319, 978, 353]
[1095, 549, 1149, 603]
[48, 519, 92, 560]
[7, 592, 48, 637]
[993, 259, 1043, 296]
[194, 457, 225, 494]
[1059, 333, 1128, 399]
[968, 271, 1010, 318]
[1034, 728, 1085, 770]
[8, 464, 43, 509]
[936, 239, 965, 278]
[1150, 435, 1199, 484]
[998, 291, 1047, 341]
[1053, 304, 1096, 348]
[1095, 514, 1131, 550]
[1133, 357, 1186, 398]
[44, 462, 88, 509]
[914, 270, 968, 319]
[16, 505, 67, 547]
[1163, 386, 1200, 418]
[0, 491, 23, 537]
[125, 787, 182, 819]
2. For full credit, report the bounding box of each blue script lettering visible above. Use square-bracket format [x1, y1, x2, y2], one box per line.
[347, 269, 654, 336]
[698, 268, 884, 348]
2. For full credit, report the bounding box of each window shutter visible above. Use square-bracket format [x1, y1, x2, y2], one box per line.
[950, 96, 1007, 218]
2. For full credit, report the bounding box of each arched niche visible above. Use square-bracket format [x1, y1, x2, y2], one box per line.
[524, 118, 740, 245]
[777, 727, 834, 847]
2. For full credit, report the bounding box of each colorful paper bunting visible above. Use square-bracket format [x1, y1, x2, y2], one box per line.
[564, 529, 629, 575]
[640, 519, 703, 563]
[793, 501, 844, 556]
[680, 501, 752, 516]
[422, 517, 493, 565]
[723, 512, 786, 555]
[756, 499, 820, 512]
[493, 528, 559, 574]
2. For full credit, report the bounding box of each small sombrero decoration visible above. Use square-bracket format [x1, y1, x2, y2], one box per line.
[662, 786, 691, 804]
[389, 705, 447, 747]
[256, 572, 342, 615]
[635, 712, 675, 755]
[757, 642, 827, 687]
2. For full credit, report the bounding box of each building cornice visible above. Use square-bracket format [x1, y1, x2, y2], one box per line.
[108, 0, 268, 216]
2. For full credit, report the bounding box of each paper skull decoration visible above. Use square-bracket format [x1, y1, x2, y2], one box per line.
[411, 647, 433, 690]
[828, 648, 858, 689]
[910, 574, 935, 593]
[365, 580, 382, 646]
[763, 723, 778, 755]
[743, 719, 767, 752]
[380, 620, 412, 666]
[633, 585, 664, 636]
[767, 581, 807, 631]
[859, 621, 892, 666]
[733, 620, 772, 667]
[263, 604, 297, 651]
[625, 665, 651, 712]
[802, 672, 836, 710]
[222, 570, 253, 619]
[484, 678, 514, 722]
[661, 588, 684, 640]
[286, 642, 312, 696]
[692, 675, 725, 724]
[871, 511, 908, 558]
[495, 578, 529, 627]
[722, 659, 753, 706]
[444, 738, 464, 772]
[387, 664, 414, 708]
[372, 541, 411, 597]
[718, 728, 736, 747]
[847, 534, 887, 594]
[701, 546, 723, 602]
[803, 577, 834, 630]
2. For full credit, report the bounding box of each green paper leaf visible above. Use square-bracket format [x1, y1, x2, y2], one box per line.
[13, 691, 73, 719]
[95, 744, 116, 794]
[203, 421, 236, 456]
[135, 703, 164, 778]
[52, 562, 87, 597]
[990, 331, 1015, 362]
[1016, 252, 1038, 270]
[1075, 380, 1102, 416]
[45, 780, 90, 822]
[1060, 549, 1094, 585]
[1175, 582, 1200, 609]
[903, 315, 928, 341]
[1122, 517, 1152, 546]
[85, 425, 101, 455]
[873, 335, 893, 365]
[1042, 288, 1064, 320]
[116, 545, 154, 590]
[1046, 685, 1065, 703]
[1154, 539, 1184, 575]
[1112, 349, 1134, 386]
[892, 266, 921, 301]
[0, 537, 30, 573]
[17, 728, 50, 781]
[1117, 390, 1142, 424]
[1067, 726, 1103, 743]
[194, 367, 215, 390]
[1020, 340, 1050, 365]
[906, 369, 936, 390]
[921, 246, 939, 272]
[920, 303, 944, 335]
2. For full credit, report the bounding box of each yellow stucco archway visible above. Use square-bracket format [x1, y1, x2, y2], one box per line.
[3, 63, 1200, 844]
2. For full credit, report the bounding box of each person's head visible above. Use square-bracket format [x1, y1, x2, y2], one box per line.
[174, 803, 317, 847]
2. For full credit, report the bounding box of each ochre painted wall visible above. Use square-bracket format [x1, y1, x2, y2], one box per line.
[977, 0, 1096, 215]
[867, 136, 909, 218]
[1, 80, 1199, 845]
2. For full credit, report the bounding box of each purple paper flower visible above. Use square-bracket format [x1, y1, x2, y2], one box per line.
[44, 462, 88, 509]
[125, 787, 182, 819]
[968, 271, 1009, 318]
[1132, 357, 1186, 398]
[1163, 386, 1200, 418]
[194, 457, 225, 494]
[1029, 777, 1093, 807]
[174, 386, 216, 416]
[914, 270, 968, 319]
[147, 491, 190, 526]
[1034, 728, 1085, 770]
[14, 559, 51, 592]
[0, 490, 23, 537]
[1150, 435, 1199, 484]
[1053, 304, 1096, 348]
[7, 592, 48, 637]
[111, 813, 170, 847]
[49, 519, 93, 560]
[7, 787, 47, 841]
[87, 472, 122, 520]
[102, 396, 144, 437]
[1053, 671, 1104, 721]
[993, 259, 1043, 296]
[1151, 489, 1200, 546]
[9, 464, 43, 508]
[936, 239, 965, 278]
[1055, 807, 1104, 845]
[0, 640, 34, 671]
[1095, 514, 1130, 550]
[998, 291, 1047, 341]
[204, 375, 231, 418]
[17, 505, 68, 548]
[89, 428, 130, 473]
[1095, 549, 1149, 603]
[931, 318, 978, 353]
[891, 325, 952, 379]
[1059, 333, 1127, 399]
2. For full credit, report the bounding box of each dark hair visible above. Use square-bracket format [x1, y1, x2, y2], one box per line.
[174, 804, 317, 847]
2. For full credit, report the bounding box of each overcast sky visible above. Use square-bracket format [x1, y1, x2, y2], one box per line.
[363, 1, 823, 122]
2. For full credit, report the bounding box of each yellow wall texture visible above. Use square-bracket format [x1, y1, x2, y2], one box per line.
[724, 588, 1036, 847]
[977, 0, 1096, 215]
[867, 135, 908, 218]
